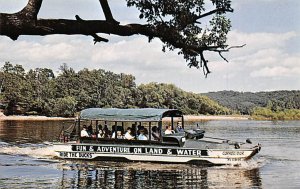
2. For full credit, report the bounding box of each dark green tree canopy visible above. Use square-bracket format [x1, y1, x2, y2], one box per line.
[0, 62, 230, 117]
[0, 0, 242, 76]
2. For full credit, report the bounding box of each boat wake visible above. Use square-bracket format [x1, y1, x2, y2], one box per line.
[0, 142, 56, 160]
[213, 156, 267, 170]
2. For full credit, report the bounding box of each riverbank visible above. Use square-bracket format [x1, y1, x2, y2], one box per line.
[163, 115, 249, 122]
[0, 114, 73, 121]
[184, 115, 249, 121]
[0, 114, 249, 121]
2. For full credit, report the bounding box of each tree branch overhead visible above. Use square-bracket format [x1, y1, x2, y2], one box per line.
[0, 0, 242, 75]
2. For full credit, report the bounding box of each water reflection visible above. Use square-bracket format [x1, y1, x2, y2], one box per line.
[58, 161, 262, 189]
[0, 120, 73, 143]
[5, 120, 300, 188]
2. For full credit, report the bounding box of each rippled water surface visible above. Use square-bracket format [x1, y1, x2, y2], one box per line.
[1, 120, 300, 188]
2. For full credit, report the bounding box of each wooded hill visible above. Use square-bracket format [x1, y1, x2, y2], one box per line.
[203, 90, 300, 115]
[0, 62, 229, 117]
[2, 62, 299, 119]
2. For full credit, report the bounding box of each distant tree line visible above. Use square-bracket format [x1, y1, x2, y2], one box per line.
[251, 107, 300, 120]
[204, 90, 300, 120]
[204, 90, 300, 114]
[0, 62, 230, 117]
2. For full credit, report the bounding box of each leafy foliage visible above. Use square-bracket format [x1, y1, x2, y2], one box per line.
[204, 90, 300, 116]
[251, 107, 300, 120]
[1, 0, 239, 76]
[137, 82, 230, 115]
[0, 62, 229, 117]
[126, 0, 233, 74]
[52, 96, 77, 117]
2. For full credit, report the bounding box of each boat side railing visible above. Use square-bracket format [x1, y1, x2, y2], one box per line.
[58, 121, 78, 142]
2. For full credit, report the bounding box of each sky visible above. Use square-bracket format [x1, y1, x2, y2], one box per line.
[0, 0, 299, 93]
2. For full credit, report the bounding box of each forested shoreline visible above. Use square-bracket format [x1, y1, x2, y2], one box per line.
[204, 91, 300, 120]
[0, 62, 229, 117]
[1, 62, 300, 120]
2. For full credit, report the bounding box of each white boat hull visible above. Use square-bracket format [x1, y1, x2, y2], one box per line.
[53, 143, 261, 165]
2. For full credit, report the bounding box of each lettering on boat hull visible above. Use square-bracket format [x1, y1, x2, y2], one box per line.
[71, 145, 208, 157]
[54, 144, 260, 165]
[59, 151, 93, 159]
[222, 151, 244, 156]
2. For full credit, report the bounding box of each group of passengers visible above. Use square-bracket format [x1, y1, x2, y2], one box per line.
[80, 124, 161, 141]
[81, 124, 110, 138]
[81, 121, 184, 140]
[164, 121, 184, 135]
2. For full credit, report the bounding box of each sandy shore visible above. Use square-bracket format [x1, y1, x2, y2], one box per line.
[0, 114, 73, 121]
[162, 115, 249, 122]
[184, 115, 249, 121]
[0, 114, 249, 121]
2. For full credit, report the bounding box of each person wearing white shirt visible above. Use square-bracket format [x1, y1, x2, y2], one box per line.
[112, 131, 124, 139]
[81, 126, 90, 137]
[124, 127, 135, 140]
[164, 125, 175, 135]
[138, 129, 148, 140]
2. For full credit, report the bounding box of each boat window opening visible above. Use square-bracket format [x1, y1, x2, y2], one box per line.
[77, 119, 170, 144]
[78, 120, 108, 140]
[175, 121, 185, 133]
[161, 117, 185, 135]
[136, 122, 147, 141]
[59, 121, 78, 142]
[164, 124, 175, 135]
[151, 124, 161, 141]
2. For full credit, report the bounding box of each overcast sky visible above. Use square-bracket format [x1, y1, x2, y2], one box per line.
[0, 0, 299, 93]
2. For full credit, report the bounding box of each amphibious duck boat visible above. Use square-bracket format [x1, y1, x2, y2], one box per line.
[53, 108, 261, 165]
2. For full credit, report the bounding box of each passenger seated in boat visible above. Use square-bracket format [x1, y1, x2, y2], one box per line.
[103, 124, 108, 132]
[103, 129, 109, 138]
[103, 125, 110, 138]
[164, 125, 175, 135]
[87, 125, 93, 136]
[175, 121, 184, 133]
[80, 125, 90, 137]
[137, 125, 143, 136]
[97, 129, 104, 138]
[117, 131, 123, 139]
[98, 124, 103, 131]
[112, 130, 124, 139]
[111, 125, 118, 138]
[124, 127, 135, 140]
[151, 126, 160, 141]
[138, 129, 148, 140]
[111, 131, 116, 138]
[96, 124, 103, 138]
[111, 125, 116, 136]
[144, 128, 149, 135]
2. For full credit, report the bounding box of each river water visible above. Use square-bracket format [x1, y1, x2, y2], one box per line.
[0, 120, 300, 188]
